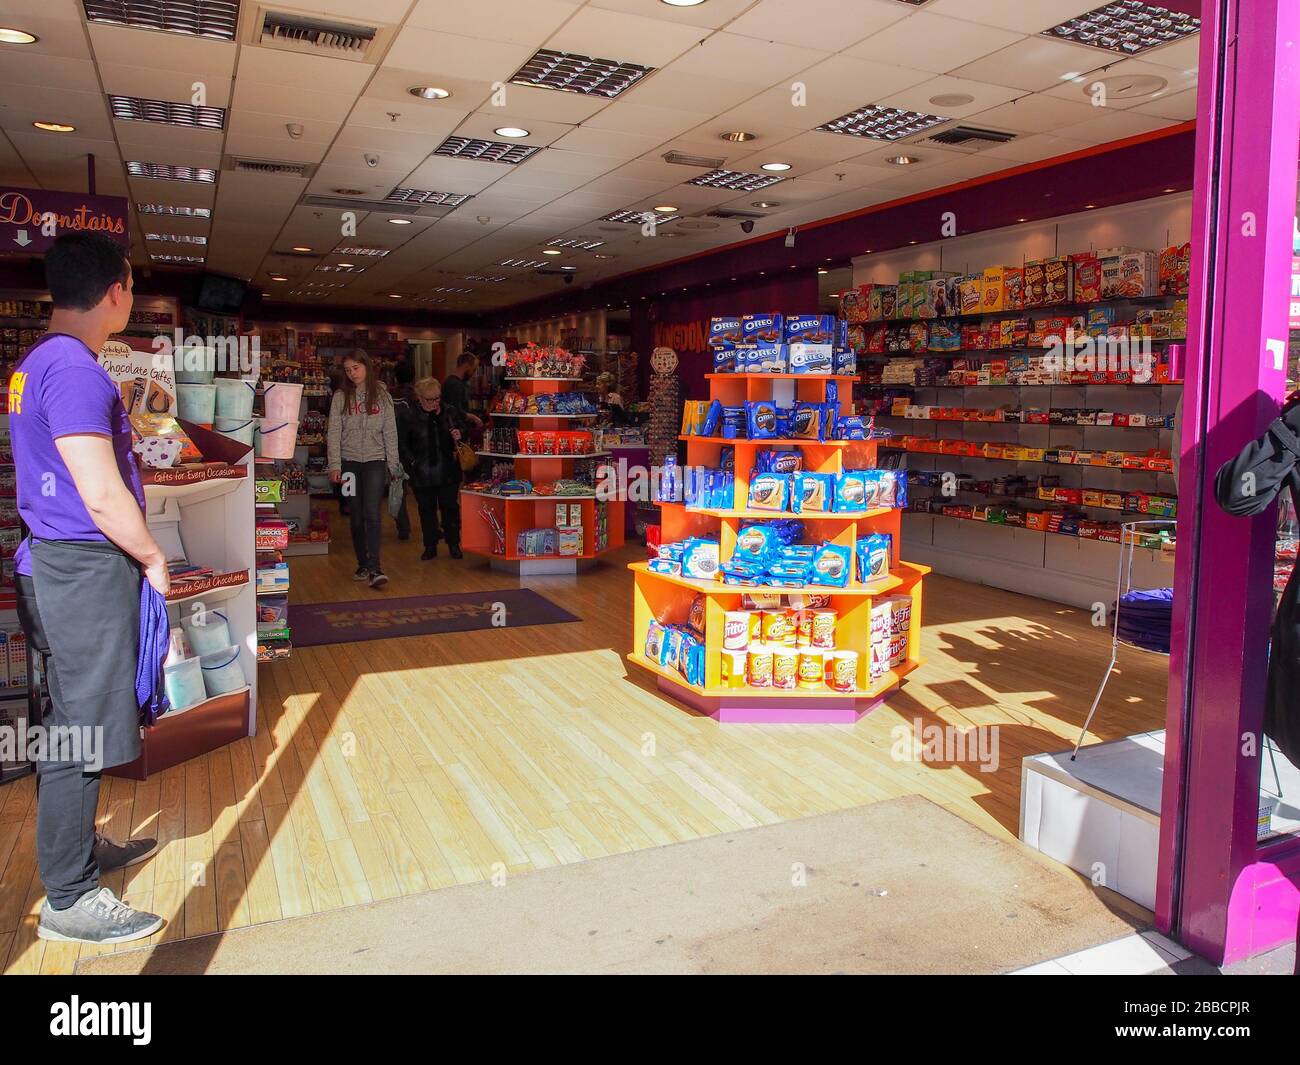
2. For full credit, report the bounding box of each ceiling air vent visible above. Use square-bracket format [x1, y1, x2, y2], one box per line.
[663, 150, 726, 169]
[705, 208, 766, 220]
[918, 126, 1017, 152]
[224, 156, 318, 179]
[248, 5, 392, 63]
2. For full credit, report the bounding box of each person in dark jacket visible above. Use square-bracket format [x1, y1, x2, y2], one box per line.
[442, 352, 483, 433]
[389, 359, 415, 541]
[1214, 393, 1300, 774]
[398, 376, 467, 559]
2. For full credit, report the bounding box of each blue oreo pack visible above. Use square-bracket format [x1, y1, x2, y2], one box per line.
[742, 313, 784, 345]
[788, 343, 834, 374]
[784, 314, 837, 344]
[709, 317, 743, 350]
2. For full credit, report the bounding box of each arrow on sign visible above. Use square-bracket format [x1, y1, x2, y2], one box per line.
[12, 230, 31, 247]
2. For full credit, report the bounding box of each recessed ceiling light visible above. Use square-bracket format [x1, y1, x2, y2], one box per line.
[388, 217, 413, 225]
[291, 245, 313, 253]
[268, 275, 289, 282]
[720, 131, 756, 142]
[1044, 3, 1200, 56]
[817, 103, 949, 141]
[1017, 218, 1027, 222]
[751, 201, 780, 209]
[388, 293, 402, 299]
[760, 162, 791, 172]
[336, 262, 355, 268]
[653, 204, 678, 213]
[511, 47, 653, 99]
[409, 86, 451, 100]
[559, 266, 578, 272]
[33, 121, 76, 133]
[887, 155, 919, 165]
[434, 136, 540, 164]
[495, 128, 530, 141]
[660, 0, 707, 6]
[817, 268, 828, 275]
[0, 28, 38, 44]
[333, 188, 366, 196]
[543, 249, 562, 256]
[929, 93, 974, 107]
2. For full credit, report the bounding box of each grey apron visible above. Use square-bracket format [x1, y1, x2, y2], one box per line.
[28, 538, 143, 770]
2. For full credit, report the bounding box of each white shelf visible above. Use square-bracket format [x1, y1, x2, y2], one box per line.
[144, 473, 246, 505]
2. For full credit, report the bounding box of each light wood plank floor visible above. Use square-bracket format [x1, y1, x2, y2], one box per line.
[1, 509, 1169, 974]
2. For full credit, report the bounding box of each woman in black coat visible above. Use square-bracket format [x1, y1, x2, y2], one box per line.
[1213, 396, 1300, 771]
[397, 377, 467, 560]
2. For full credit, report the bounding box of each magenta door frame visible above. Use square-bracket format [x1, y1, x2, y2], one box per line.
[1159, 0, 1300, 963]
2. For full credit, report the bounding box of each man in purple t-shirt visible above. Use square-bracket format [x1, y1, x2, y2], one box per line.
[10, 233, 168, 945]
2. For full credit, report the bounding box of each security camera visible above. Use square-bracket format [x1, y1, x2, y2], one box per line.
[740, 220, 754, 234]
[363, 153, 380, 168]
[286, 122, 304, 139]
[563, 273, 575, 285]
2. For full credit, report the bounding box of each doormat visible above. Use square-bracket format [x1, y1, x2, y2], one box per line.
[74, 796, 1145, 975]
[288, 588, 578, 647]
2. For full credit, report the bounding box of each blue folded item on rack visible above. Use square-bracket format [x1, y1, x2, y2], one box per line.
[1114, 587, 1173, 653]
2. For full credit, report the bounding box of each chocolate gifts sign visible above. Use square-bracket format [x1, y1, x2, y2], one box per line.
[166, 569, 250, 602]
[0, 187, 129, 254]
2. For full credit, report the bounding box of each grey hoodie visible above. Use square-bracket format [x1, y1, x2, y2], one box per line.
[327, 386, 398, 469]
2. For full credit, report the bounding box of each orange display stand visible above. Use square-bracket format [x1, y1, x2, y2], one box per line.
[628, 373, 928, 723]
[461, 376, 624, 574]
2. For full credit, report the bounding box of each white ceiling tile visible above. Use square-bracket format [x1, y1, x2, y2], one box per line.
[125, 178, 216, 211]
[0, 86, 113, 140]
[665, 32, 831, 88]
[925, 0, 1103, 35]
[876, 74, 1024, 121]
[348, 97, 470, 138]
[1138, 34, 1201, 76]
[113, 124, 224, 158]
[231, 82, 356, 124]
[406, 0, 579, 44]
[521, 149, 620, 179]
[975, 131, 1093, 163]
[551, 126, 665, 159]
[100, 63, 232, 109]
[587, 0, 754, 31]
[227, 110, 341, 146]
[0, 4, 91, 60]
[965, 93, 1097, 133]
[757, 130, 878, 166]
[1131, 88, 1198, 122]
[787, 56, 935, 117]
[616, 70, 756, 113]
[578, 173, 676, 198]
[728, 0, 909, 53]
[1055, 108, 1182, 144]
[322, 134, 427, 175]
[383, 28, 535, 82]
[480, 83, 612, 124]
[1043, 58, 1197, 110]
[236, 46, 371, 94]
[88, 24, 236, 78]
[951, 37, 1110, 92]
[2, 53, 100, 93]
[363, 67, 494, 110]
[844, 11, 1024, 74]
[400, 155, 515, 195]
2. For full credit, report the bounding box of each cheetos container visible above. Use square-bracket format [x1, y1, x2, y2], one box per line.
[746, 646, 774, 688]
[797, 651, 824, 689]
[830, 650, 859, 692]
[747, 611, 764, 643]
[761, 610, 789, 645]
[772, 648, 798, 690]
[795, 609, 814, 648]
[720, 649, 748, 689]
[810, 609, 838, 649]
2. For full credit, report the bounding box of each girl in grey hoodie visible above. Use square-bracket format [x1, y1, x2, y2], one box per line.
[327, 350, 399, 588]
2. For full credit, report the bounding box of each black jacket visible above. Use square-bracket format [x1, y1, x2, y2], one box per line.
[396, 399, 465, 489]
[1214, 406, 1300, 769]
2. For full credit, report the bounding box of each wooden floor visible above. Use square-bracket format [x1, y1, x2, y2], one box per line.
[0, 508, 1169, 975]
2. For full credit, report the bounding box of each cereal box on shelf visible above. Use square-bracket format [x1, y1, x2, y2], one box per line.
[1099, 248, 1157, 299]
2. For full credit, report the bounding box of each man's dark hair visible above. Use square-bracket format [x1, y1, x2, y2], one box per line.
[44, 232, 130, 311]
[394, 359, 415, 385]
[456, 352, 478, 370]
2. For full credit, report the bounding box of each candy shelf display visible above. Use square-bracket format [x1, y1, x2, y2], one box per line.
[460, 347, 624, 574]
[628, 370, 927, 723]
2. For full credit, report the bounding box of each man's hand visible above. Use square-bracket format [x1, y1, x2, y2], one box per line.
[451, 428, 462, 443]
[329, 468, 342, 484]
[144, 556, 170, 597]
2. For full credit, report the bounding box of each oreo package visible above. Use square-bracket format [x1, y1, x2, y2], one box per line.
[756, 450, 802, 475]
[856, 533, 892, 582]
[734, 524, 781, 564]
[746, 400, 780, 439]
[748, 472, 789, 511]
[793, 472, 834, 514]
[809, 542, 852, 587]
[791, 401, 826, 440]
[835, 470, 870, 511]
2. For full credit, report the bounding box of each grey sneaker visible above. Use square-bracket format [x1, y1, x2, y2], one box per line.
[94, 831, 158, 873]
[37, 887, 165, 945]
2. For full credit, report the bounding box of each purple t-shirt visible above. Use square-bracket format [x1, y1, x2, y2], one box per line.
[10, 334, 145, 575]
